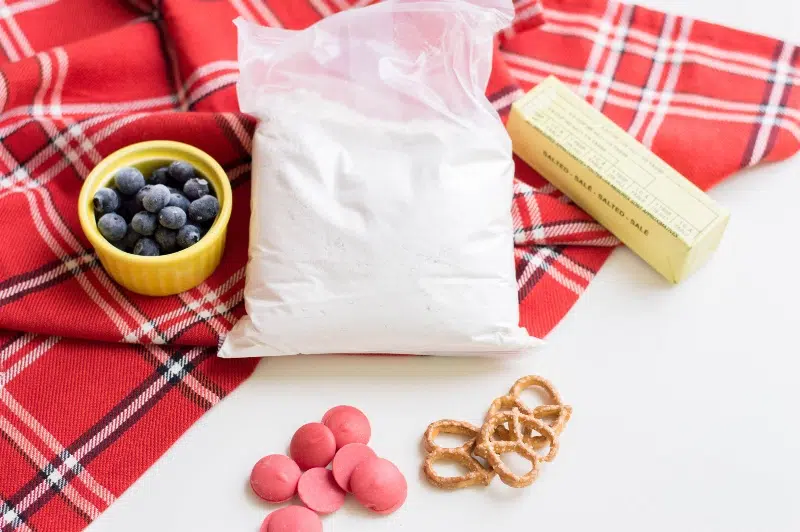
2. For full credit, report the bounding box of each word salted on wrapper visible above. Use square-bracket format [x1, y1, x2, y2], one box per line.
[507, 76, 731, 283]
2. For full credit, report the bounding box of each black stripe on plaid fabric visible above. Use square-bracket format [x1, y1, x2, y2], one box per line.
[515, 219, 610, 236]
[0, 431, 93, 529]
[213, 114, 255, 158]
[517, 246, 563, 302]
[488, 85, 523, 115]
[5, 347, 217, 526]
[0, 332, 26, 355]
[741, 41, 786, 168]
[142, 347, 223, 408]
[764, 45, 799, 158]
[0, 256, 99, 309]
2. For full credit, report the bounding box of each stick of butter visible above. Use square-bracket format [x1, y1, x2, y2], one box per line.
[506, 76, 730, 283]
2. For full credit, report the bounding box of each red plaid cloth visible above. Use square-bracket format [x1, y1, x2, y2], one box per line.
[0, 0, 797, 530]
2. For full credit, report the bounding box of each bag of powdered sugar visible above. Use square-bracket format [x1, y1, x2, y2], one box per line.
[220, 1, 541, 357]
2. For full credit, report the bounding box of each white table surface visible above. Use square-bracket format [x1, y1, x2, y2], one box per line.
[89, 1, 800, 530]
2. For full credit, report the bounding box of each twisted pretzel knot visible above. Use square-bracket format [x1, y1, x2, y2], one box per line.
[474, 408, 559, 488]
[488, 375, 572, 446]
[422, 420, 495, 489]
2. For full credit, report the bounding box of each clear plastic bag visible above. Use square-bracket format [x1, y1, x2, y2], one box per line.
[220, 0, 540, 358]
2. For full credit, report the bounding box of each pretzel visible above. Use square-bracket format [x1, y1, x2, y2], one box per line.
[474, 408, 558, 488]
[487, 375, 572, 447]
[422, 420, 495, 489]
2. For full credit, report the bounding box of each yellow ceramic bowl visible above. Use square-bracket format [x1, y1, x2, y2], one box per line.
[78, 141, 232, 297]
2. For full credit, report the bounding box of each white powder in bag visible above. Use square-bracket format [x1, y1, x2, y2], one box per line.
[218, 90, 540, 357]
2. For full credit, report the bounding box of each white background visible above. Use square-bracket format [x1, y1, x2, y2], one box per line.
[90, 1, 800, 531]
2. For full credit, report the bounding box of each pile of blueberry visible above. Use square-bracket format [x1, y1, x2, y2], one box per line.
[93, 161, 220, 256]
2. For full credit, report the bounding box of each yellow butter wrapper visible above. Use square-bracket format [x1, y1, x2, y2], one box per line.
[506, 76, 730, 283]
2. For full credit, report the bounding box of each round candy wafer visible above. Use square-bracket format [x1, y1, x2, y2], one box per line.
[350, 457, 407, 514]
[322, 405, 371, 449]
[297, 467, 346, 514]
[290, 423, 336, 471]
[266, 506, 322, 532]
[250, 454, 302, 503]
[332, 443, 376, 492]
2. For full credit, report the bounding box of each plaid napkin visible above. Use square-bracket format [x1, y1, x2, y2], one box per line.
[0, 1, 797, 530]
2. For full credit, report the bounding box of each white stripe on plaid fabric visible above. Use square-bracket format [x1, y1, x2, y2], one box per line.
[500, 0, 544, 41]
[749, 42, 797, 165]
[0, 414, 102, 521]
[186, 73, 240, 108]
[0, 19, 18, 62]
[123, 267, 246, 343]
[145, 346, 221, 406]
[308, 0, 335, 17]
[4, 346, 212, 522]
[3, 0, 58, 17]
[490, 88, 526, 112]
[0, 333, 34, 362]
[49, 48, 68, 120]
[182, 60, 238, 94]
[220, 113, 254, 153]
[504, 55, 800, 141]
[541, 9, 800, 85]
[0, 113, 149, 194]
[591, 3, 634, 109]
[515, 247, 585, 295]
[0, 335, 59, 385]
[0, 254, 96, 304]
[248, 0, 284, 27]
[31, 51, 52, 117]
[0, 498, 32, 532]
[505, 51, 800, 126]
[642, 18, 693, 148]
[578, 0, 619, 98]
[0, 0, 34, 59]
[229, 0, 258, 22]
[0, 389, 115, 506]
[0, 96, 176, 125]
[627, 14, 678, 140]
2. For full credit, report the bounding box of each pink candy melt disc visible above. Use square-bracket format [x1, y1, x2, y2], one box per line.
[322, 405, 371, 449]
[350, 457, 407, 515]
[290, 423, 337, 471]
[332, 443, 377, 492]
[266, 506, 322, 532]
[259, 513, 272, 532]
[297, 467, 346, 514]
[250, 454, 302, 503]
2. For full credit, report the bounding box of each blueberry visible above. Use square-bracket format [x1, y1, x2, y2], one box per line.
[188, 195, 219, 223]
[118, 197, 140, 222]
[167, 193, 190, 212]
[135, 185, 153, 210]
[133, 238, 160, 256]
[131, 211, 158, 236]
[168, 161, 196, 184]
[183, 178, 210, 200]
[121, 224, 142, 250]
[92, 187, 120, 215]
[111, 239, 127, 251]
[159, 206, 187, 230]
[114, 167, 145, 195]
[176, 225, 201, 249]
[142, 184, 171, 213]
[150, 166, 170, 186]
[97, 213, 126, 242]
[154, 227, 178, 254]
